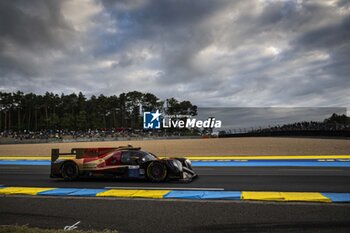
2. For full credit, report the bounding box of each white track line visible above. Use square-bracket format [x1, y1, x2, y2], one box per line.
[104, 187, 225, 191]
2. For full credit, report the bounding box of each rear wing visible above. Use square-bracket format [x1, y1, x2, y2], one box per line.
[51, 149, 74, 163]
[51, 145, 141, 162]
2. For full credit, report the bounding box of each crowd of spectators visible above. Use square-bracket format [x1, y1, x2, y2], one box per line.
[0, 128, 151, 140]
[0, 128, 199, 143]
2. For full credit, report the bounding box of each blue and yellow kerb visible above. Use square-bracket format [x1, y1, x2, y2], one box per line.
[1, 186, 350, 203]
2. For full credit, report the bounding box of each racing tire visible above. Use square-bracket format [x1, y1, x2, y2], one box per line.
[61, 161, 79, 181]
[146, 161, 167, 182]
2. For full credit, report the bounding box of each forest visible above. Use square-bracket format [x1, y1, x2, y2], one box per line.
[0, 91, 197, 131]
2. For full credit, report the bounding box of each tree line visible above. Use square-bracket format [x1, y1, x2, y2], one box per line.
[0, 91, 197, 131]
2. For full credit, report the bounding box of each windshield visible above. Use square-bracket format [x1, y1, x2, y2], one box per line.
[142, 152, 158, 162]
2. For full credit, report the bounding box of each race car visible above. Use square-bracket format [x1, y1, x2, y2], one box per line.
[50, 145, 197, 182]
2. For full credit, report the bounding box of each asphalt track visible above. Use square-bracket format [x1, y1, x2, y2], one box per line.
[1, 165, 350, 192]
[1, 196, 350, 233]
[1, 165, 350, 232]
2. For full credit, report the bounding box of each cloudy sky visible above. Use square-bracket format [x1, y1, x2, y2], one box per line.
[0, 0, 349, 109]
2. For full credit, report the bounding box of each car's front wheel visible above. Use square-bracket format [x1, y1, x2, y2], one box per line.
[61, 161, 79, 181]
[146, 161, 167, 182]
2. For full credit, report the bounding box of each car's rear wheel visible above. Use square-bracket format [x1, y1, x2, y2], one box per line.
[61, 162, 79, 181]
[147, 161, 167, 182]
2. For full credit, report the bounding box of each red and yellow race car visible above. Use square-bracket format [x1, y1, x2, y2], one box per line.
[50, 145, 197, 182]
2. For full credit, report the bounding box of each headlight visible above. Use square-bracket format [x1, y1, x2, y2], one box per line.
[172, 160, 183, 171]
[185, 159, 192, 166]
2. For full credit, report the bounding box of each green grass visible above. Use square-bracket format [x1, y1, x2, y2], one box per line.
[0, 225, 118, 233]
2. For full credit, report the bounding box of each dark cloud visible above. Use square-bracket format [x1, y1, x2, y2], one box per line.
[0, 0, 69, 49]
[0, 0, 349, 111]
[0, 0, 73, 78]
[296, 15, 350, 49]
